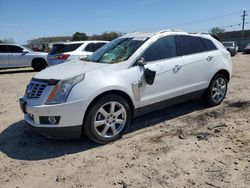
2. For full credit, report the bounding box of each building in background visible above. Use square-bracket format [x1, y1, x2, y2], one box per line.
[218, 30, 250, 51]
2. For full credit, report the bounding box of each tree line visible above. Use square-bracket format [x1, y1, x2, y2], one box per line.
[26, 32, 123, 48]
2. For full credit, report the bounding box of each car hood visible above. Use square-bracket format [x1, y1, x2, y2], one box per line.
[34, 60, 109, 80]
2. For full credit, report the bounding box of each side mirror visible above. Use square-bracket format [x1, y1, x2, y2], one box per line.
[137, 56, 146, 66]
[144, 68, 156, 85]
[22, 49, 29, 53]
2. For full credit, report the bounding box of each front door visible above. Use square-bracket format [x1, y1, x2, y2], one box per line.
[0, 45, 9, 67]
[8, 45, 28, 67]
[139, 35, 185, 108]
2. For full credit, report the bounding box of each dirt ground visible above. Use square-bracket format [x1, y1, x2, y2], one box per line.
[0, 54, 249, 188]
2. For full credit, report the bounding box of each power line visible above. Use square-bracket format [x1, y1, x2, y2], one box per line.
[130, 10, 242, 32]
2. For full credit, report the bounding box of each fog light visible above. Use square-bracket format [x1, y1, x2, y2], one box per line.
[48, 116, 57, 124]
[39, 116, 60, 125]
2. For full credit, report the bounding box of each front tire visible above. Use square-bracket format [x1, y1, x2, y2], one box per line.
[84, 94, 131, 144]
[204, 73, 228, 106]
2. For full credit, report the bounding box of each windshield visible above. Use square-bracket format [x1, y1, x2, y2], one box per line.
[87, 37, 148, 64]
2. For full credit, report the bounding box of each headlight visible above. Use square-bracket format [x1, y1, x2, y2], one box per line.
[46, 74, 84, 104]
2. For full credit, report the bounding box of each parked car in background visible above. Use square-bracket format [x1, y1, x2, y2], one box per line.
[20, 30, 232, 144]
[47, 41, 109, 66]
[222, 41, 238, 56]
[0, 44, 48, 71]
[243, 43, 250, 54]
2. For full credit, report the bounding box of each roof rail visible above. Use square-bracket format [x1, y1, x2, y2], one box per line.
[189, 32, 221, 41]
[189, 32, 210, 35]
[157, 29, 183, 34]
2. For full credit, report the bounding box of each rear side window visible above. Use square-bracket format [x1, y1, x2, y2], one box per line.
[143, 36, 177, 62]
[85, 42, 107, 52]
[0, 45, 8, 53]
[8, 45, 23, 53]
[175, 35, 206, 56]
[202, 38, 217, 51]
[50, 43, 83, 54]
[85, 43, 95, 52]
[95, 42, 107, 50]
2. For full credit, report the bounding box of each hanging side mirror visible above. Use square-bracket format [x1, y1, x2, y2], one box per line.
[144, 68, 156, 85]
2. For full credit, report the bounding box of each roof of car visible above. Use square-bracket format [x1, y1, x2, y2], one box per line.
[122, 29, 199, 38]
[53, 40, 109, 45]
[0, 43, 18, 45]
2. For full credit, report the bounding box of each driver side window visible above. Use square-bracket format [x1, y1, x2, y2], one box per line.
[143, 36, 177, 62]
[8, 45, 23, 53]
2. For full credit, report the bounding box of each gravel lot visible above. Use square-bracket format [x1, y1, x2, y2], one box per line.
[0, 54, 249, 188]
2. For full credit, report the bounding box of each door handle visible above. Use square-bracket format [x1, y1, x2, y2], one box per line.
[173, 65, 182, 72]
[207, 56, 213, 61]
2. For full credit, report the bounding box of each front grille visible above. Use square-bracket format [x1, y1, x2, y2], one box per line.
[26, 81, 47, 98]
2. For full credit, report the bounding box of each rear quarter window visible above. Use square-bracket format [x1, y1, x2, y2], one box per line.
[202, 38, 217, 51]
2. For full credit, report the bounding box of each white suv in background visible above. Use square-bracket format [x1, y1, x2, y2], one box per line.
[0, 44, 48, 71]
[20, 30, 232, 144]
[47, 41, 108, 66]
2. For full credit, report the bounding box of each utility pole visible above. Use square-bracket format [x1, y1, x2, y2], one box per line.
[240, 10, 248, 50]
[241, 10, 248, 39]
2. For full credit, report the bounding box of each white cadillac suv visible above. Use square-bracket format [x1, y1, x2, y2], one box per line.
[20, 30, 232, 144]
[0, 44, 47, 71]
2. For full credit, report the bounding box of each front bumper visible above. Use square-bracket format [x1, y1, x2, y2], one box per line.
[20, 98, 90, 139]
[26, 120, 82, 139]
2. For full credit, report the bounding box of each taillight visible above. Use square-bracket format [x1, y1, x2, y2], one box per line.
[55, 54, 70, 60]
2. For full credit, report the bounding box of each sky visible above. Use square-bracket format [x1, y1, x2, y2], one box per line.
[0, 0, 249, 44]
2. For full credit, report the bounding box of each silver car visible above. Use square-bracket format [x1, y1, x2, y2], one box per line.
[0, 44, 47, 71]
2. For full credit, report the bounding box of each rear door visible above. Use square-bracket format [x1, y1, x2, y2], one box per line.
[0, 45, 9, 67]
[174, 35, 213, 94]
[8, 45, 28, 67]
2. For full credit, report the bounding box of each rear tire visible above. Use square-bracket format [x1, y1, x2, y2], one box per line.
[32, 59, 47, 71]
[84, 94, 131, 144]
[203, 73, 228, 106]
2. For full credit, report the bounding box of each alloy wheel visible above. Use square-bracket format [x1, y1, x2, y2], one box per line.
[211, 77, 227, 103]
[94, 101, 127, 138]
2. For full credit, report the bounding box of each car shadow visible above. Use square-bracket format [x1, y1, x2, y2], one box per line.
[0, 100, 207, 161]
[129, 100, 207, 133]
[0, 68, 35, 75]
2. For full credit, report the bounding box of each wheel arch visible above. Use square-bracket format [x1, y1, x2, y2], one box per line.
[212, 69, 230, 82]
[31, 57, 47, 67]
[82, 90, 135, 126]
